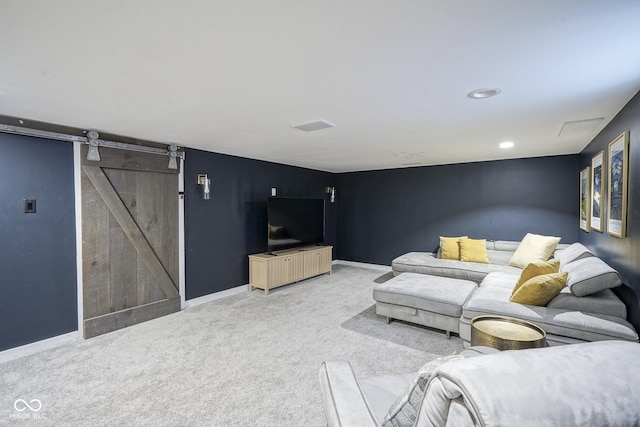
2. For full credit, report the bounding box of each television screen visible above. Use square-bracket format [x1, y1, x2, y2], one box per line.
[267, 197, 325, 252]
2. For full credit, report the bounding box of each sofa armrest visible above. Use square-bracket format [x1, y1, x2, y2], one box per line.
[319, 360, 379, 427]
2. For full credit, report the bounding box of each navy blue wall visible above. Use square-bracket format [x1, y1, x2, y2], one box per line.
[184, 149, 336, 300]
[0, 133, 77, 351]
[579, 90, 640, 331]
[336, 155, 580, 265]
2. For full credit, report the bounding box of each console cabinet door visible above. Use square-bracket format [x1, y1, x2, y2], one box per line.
[289, 254, 305, 283]
[318, 247, 332, 274]
[268, 256, 290, 286]
[303, 252, 320, 277]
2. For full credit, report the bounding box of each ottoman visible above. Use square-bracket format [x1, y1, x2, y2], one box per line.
[373, 272, 477, 338]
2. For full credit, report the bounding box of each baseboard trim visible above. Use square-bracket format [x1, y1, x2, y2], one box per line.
[333, 260, 391, 272]
[0, 331, 80, 364]
[183, 284, 248, 308]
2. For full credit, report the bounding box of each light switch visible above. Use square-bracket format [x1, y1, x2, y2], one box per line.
[24, 199, 36, 213]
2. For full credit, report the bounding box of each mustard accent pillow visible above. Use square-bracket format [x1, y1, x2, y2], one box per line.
[459, 238, 489, 264]
[509, 233, 561, 268]
[510, 272, 568, 306]
[511, 259, 560, 297]
[439, 236, 468, 260]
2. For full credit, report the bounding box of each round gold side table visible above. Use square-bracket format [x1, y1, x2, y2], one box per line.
[471, 315, 546, 350]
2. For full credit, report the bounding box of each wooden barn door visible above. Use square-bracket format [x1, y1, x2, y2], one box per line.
[80, 145, 180, 338]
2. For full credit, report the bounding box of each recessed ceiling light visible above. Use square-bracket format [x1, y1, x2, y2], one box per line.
[292, 120, 335, 132]
[467, 88, 502, 99]
[499, 141, 514, 149]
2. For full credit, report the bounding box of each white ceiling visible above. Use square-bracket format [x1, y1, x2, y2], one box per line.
[1, 1, 640, 172]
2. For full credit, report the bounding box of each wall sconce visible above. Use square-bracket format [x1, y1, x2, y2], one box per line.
[198, 174, 211, 200]
[326, 186, 336, 203]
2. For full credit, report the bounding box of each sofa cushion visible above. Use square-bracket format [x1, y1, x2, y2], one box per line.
[509, 272, 568, 306]
[439, 236, 467, 260]
[373, 273, 477, 317]
[512, 259, 560, 296]
[462, 284, 638, 342]
[554, 242, 594, 268]
[562, 257, 622, 297]
[459, 238, 489, 264]
[547, 288, 627, 319]
[509, 233, 561, 268]
[392, 252, 521, 284]
[475, 271, 629, 322]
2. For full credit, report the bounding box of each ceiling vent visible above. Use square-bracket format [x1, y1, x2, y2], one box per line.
[558, 118, 603, 137]
[292, 120, 335, 132]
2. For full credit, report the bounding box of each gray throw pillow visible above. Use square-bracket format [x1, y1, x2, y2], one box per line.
[562, 257, 622, 297]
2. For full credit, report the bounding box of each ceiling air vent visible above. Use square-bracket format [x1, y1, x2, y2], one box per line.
[558, 118, 603, 137]
[292, 120, 335, 132]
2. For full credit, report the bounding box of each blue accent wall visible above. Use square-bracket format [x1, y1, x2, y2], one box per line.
[0, 133, 77, 351]
[336, 155, 580, 265]
[579, 90, 640, 331]
[184, 148, 336, 300]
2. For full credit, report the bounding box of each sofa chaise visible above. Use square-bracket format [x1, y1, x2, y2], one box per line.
[319, 340, 640, 427]
[376, 240, 638, 345]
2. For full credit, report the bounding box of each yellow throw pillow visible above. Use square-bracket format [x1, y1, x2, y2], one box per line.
[509, 233, 561, 268]
[440, 236, 468, 260]
[511, 259, 560, 297]
[459, 238, 489, 264]
[510, 272, 568, 306]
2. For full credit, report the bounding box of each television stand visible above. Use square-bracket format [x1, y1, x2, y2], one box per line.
[248, 245, 333, 295]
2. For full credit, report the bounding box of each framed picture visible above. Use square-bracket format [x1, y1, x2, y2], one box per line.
[580, 167, 590, 231]
[590, 151, 604, 232]
[607, 131, 630, 238]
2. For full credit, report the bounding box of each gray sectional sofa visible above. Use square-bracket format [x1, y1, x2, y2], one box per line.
[320, 341, 640, 427]
[376, 241, 638, 345]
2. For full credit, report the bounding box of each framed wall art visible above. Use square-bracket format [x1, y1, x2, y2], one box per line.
[606, 131, 630, 238]
[590, 151, 604, 232]
[580, 167, 590, 232]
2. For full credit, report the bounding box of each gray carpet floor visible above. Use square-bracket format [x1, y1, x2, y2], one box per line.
[0, 264, 463, 426]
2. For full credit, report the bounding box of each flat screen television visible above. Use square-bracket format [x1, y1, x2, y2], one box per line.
[267, 197, 325, 252]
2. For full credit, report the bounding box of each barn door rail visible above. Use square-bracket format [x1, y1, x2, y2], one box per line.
[0, 122, 184, 169]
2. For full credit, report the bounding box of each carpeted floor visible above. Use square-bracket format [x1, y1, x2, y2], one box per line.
[0, 264, 463, 426]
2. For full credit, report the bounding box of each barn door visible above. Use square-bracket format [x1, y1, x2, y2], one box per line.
[81, 145, 180, 338]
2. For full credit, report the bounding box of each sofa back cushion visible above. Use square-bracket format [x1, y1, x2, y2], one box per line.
[562, 257, 622, 297]
[554, 242, 594, 268]
[486, 249, 514, 266]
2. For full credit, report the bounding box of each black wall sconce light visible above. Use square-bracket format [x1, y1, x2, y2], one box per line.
[326, 186, 336, 203]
